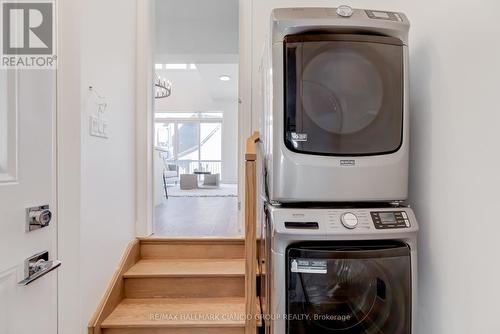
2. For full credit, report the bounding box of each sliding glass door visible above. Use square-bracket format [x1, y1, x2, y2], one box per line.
[177, 121, 200, 174]
[155, 118, 223, 177]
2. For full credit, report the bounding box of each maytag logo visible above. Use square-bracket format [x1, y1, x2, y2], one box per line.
[340, 159, 355, 166]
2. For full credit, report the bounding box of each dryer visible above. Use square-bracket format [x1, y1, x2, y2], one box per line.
[260, 204, 418, 334]
[261, 7, 411, 203]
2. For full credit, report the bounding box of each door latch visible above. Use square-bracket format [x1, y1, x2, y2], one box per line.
[18, 251, 61, 286]
[26, 205, 52, 231]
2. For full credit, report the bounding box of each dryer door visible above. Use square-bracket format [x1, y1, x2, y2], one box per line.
[286, 241, 411, 334]
[284, 34, 404, 156]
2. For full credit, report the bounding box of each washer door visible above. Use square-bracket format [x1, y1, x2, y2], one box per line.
[284, 34, 404, 156]
[286, 241, 411, 334]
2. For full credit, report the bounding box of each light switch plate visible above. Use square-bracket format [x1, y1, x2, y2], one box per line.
[89, 115, 108, 139]
[102, 121, 108, 137]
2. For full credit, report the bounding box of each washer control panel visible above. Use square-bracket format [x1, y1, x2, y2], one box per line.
[326, 210, 372, 231]
[340, 212, 358, 229]
[371, 211, 410, 229]
[270, 207, 417, 236]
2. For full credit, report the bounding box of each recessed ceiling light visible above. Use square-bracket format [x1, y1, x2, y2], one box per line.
[219, 75, 231, 81]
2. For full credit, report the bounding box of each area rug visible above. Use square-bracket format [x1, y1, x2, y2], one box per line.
[166, 183, 238, 197]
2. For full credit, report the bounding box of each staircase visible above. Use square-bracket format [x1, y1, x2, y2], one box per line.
[89, 238, 260, 334]
[90, 133, 262, 334]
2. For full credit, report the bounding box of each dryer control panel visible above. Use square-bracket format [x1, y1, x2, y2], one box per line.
[371, 211, 410, 229]
[365, 10, 403, 22]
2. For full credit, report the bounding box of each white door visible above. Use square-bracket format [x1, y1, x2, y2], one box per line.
[0, 68, 58, 333]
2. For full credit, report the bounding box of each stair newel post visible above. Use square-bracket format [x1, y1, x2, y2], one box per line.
[245, 131, 260, 334]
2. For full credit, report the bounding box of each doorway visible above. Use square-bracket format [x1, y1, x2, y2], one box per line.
[152, 0, 240, 237]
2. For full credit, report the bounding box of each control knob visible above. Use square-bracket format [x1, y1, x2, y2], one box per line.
[341, 212, 358, 229]
[336, 5, 354, 18]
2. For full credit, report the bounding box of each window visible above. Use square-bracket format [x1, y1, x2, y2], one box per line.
[155, 112, 223, 177]
[0, 72, 7, 173]
[284, 35, 404, 156]
[156, 111, 223, 119]
[155, 122, 174, 160]
[0, 71, 17, 182]
[200, 123, 222, 161]
[155, 63, 198, 70]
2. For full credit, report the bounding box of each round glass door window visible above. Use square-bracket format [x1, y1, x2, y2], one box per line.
[302, 49, 384, 135]
[287, 242, 411, 334]
[284, 35, 404, 155]
[300, 261, 396, 332]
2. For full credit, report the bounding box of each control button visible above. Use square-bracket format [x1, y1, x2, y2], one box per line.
[336, 5, 353, 18]
[341, 212, 358, 229]
[401, 212, 408, 219]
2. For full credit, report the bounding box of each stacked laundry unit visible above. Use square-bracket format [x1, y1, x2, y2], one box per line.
[259, 6, 418, 334]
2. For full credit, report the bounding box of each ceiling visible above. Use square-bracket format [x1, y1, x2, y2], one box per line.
[155, 0, 239, 64]
[154, 0, 239, 109]
[197, 63, 238, 101]
[155, 64, 238, 111]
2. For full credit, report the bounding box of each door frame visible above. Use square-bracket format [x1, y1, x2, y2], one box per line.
[135, 0, 155, 236]
[135, 0, 253, 236]
[56, 0, 83, 332]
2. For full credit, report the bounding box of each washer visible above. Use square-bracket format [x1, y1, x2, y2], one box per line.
[261, 7, 411, 203]
[260, 204, 418, 333]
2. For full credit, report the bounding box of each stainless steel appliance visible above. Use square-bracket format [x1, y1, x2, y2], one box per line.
[261, 7, 411, 203]
[260, 204, 418, 333]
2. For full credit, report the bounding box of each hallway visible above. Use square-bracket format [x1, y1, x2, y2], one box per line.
[154, 197, 240, 236]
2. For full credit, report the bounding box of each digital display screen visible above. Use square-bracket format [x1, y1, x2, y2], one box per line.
[379, 212, 396, 223]
[373, 11, 390, 19]
[371, 211, 408, 229]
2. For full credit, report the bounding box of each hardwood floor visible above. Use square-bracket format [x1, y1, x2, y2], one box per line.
[154, 197, 241, 237]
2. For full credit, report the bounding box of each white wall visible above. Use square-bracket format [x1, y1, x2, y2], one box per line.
[58, 0, 137, 333]
[79, 0, 137, 330]
[247, 1, 500, 333]
[403, 2, 500, 333]
[155, 0, 239, 63]
[214, 100, 239, 183]
[155, 69, 215, 111]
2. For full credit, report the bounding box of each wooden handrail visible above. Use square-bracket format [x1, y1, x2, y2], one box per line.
[245, 131, 260, 161]
[245, 131, 260, 334]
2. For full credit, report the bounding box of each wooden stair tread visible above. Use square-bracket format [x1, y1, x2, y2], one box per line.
[90, 238, 263, 333]
[124, 259, 245, 278]
[140, 239, 245, 260]
[139, 237, 244, 243]
[101, 298, 261, 328]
